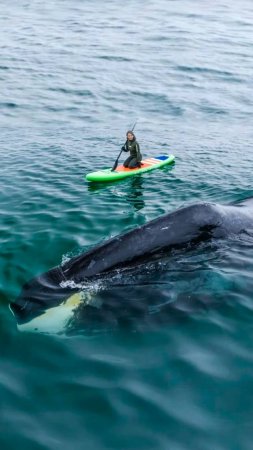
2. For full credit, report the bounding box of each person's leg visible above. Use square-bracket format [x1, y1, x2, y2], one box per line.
[123, 156, 133, 168]
[128, 157, 140, 169]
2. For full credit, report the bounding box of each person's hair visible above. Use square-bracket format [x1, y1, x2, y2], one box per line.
[126, 130, 136, 141]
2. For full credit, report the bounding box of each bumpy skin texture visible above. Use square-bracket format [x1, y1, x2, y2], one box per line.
[11, 198, 253, 323]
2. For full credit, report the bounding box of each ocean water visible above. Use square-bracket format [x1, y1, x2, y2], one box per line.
[1, 0, 253, 448]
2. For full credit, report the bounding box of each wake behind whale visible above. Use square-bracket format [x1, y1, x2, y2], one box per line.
[10, 197, 253, 334]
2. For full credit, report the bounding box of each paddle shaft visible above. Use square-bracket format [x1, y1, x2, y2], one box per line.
[111, 149, 124, 172]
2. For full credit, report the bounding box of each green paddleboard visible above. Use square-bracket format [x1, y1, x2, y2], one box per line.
[85, 154, 175, 182]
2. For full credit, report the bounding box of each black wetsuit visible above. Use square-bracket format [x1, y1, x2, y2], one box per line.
[122, 139, 142, 168]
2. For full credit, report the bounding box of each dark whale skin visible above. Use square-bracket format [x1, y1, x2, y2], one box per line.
[10, 198, 253, 324]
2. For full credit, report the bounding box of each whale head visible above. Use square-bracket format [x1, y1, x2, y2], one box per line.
[10, 267, 77, 325]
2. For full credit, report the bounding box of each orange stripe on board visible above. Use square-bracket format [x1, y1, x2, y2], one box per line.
[116, 158, 159, 173]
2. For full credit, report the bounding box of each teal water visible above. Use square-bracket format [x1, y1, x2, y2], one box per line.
[1, 1, 253, 448]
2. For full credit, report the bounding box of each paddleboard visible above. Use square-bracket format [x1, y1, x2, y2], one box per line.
[85, 154, 175, 182]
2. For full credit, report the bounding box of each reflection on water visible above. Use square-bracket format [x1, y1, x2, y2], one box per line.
[87, 176, 145, 211]
[125, 177, 145, 211]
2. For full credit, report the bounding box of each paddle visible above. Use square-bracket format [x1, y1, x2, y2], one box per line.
[111, 120, 138, 172]
[111, 148, 124, 172]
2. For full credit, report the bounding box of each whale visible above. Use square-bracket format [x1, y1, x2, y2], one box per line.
[10, 197, 253, 331]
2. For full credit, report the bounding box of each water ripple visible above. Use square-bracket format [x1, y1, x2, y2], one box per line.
[1, 0, 253, 448]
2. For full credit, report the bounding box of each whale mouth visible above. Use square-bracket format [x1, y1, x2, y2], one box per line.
[9, 292, 84, 334]
[9, 269, 106, 333]
[9, 266, 77, 325]
[10, 287, 105, 335]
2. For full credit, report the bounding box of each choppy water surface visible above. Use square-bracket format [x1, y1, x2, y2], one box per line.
[1, 1, 253, 448]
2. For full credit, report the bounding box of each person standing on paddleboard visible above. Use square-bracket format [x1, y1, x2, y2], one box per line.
[122, 131, 142, 169]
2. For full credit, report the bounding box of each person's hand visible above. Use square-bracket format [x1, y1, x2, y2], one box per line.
[121, 145, 127, 152]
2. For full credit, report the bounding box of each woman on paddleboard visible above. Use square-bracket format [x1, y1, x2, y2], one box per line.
[122, 131, 142, 169]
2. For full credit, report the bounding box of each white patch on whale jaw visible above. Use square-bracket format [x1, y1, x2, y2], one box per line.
[15, 288, 103, 335]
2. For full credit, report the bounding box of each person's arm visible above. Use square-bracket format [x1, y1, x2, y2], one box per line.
[135, 142, 141, 161]
[121, 141, 129, 152]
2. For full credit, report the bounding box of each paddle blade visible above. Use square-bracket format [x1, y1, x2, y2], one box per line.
[111, 149, 123, 171]
[111, 160, 118, 172]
